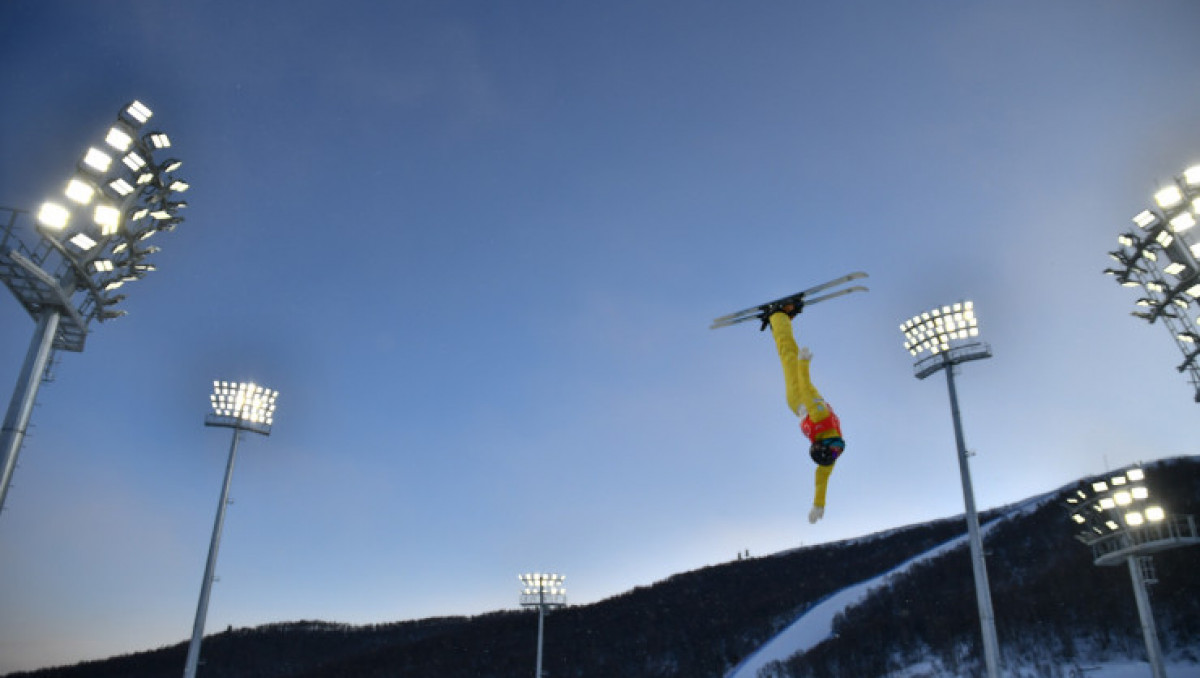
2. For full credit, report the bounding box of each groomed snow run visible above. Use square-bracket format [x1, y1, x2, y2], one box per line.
[724, 493, 1200, 677]
[726, 526, 977, 678]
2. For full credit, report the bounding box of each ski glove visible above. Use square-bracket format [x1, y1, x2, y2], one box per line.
[798, 346, 812, 362]
[808, 505, 824, 524]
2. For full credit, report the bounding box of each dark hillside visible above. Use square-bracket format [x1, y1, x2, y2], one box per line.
[7, 457, 1198, 678]
[5, 519, 967, 678]
[774, 456, 1200, 678]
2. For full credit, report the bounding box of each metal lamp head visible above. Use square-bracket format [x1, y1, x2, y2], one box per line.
[205, 380, 279, 435]
[25, 99, 188, 345]
[900, 301, 980, 357]
[1066, 466, 1164, 546]
[900, 301, 992, 379]
[518, 572, 567, 607]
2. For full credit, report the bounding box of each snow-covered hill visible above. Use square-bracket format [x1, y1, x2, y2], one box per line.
[728, 524, 983, 678]
[8, 458, 1199, 678]
[728, 488, 1200, 678]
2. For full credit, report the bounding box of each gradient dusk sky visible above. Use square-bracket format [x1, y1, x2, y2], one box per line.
[1, 1, 1199, 673]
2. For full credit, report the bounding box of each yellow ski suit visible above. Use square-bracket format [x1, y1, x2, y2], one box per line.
[769, 312, 842, 509]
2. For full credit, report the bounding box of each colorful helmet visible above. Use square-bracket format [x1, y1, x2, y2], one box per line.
[809, 437, 845, 466]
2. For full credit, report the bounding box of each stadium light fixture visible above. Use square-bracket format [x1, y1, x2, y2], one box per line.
[900, 301, 1000, 678]
[121, 100, 153, 125]
[183, 381, 279, 678]
[35, 202, 70, 230]
[64, 178, 95, 205]
[519, 572, 567, 678]
[1107, 162, 1200, 401]
[1154, 185, 1183, 210]
[1064, 465, 1200, 678]
[80, 147, 113, 175]
[901, 301, 980, 357]
[0, 100, 189, 518]
[104, 125, 134, 152]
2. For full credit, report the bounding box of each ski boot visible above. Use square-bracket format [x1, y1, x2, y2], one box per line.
[758, 296, 804, 331]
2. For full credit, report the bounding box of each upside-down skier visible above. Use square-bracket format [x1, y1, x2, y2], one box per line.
[710, 273, 864, 524]
[761, 301, 845, 524]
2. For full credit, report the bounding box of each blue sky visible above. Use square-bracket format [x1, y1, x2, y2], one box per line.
[2, 1, 1199, 672]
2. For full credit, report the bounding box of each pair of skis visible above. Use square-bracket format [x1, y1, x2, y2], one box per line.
[709, 272, 868, 329]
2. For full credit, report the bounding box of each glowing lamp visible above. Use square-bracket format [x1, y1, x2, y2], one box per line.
[122, 151, 147, 172]
[1132, 210, 1157, 228]
[124, 100, 152, 125]
[108, 178, 135, 197]
[93, 204, 121, 235]
[69, 233, 97, 251]
[1154, 185, 1183, 209]
[208, 381, 279, 427]
[65, 178, 96, 204]
[81, 148, 112, 174]
[1183, 165, 1200, 186]
[37, 202, 70, 230]
[900, 301, 979, 356]
[1169, 213, 1195, 232]
[105, 126, 133, 152]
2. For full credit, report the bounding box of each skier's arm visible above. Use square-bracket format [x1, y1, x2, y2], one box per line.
[813, 462, 834, 508]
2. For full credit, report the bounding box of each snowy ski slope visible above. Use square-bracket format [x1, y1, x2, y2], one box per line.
[724, 493, 1200, 678]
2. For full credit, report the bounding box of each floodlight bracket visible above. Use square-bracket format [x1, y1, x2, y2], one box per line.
[520, 593, 567, 608]
[204, 414, 272, 436]
[1178, 347, 1200, 374]
[1, 236, 91, 351]
[913, 342, 993, 380]
[1089, 514, 1200, 566]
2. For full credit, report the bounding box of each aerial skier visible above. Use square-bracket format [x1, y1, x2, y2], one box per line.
[762, 302, 844, 524]
[709, 273, 865, 524]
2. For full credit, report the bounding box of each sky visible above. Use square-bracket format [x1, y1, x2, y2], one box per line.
[1, 1, 1199, 673]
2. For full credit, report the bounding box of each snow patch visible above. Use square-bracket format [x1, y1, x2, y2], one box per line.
[725, 491, 1097, 678]
[726, 529, 975, 677]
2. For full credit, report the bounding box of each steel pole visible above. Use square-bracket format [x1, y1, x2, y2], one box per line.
[944, 361, 1002, 678]
[1127, 556, 1167, 678]
[0, 310, 61, 517]
[535, 590, 546, 678]
[183, 428, 242, 678]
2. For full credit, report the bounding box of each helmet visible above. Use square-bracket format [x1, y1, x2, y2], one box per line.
[809, 437, 845, 466]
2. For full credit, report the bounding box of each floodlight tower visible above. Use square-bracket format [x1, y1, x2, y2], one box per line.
[900, 301, 1001, 678]
[0, 100, 188, 516]
[1104, 163, 1200, 401]
[1065, 466, 1200, 678]
[519, 572, 567, 678]
[183, 381, 279, 678]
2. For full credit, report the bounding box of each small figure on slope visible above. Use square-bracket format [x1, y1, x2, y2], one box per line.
[761, 301, 845, 524]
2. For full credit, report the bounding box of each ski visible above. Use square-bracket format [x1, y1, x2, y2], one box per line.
[708, 286, 868, 329]
[710, 271, 867, 325]
[709, 272, 868, 329]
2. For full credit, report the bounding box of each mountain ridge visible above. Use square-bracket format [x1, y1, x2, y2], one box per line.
[7, 456, 1198, 678]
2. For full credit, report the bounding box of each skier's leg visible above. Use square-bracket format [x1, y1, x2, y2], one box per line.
[771, 313, 831, 421]
[768, 312, 803, 416]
